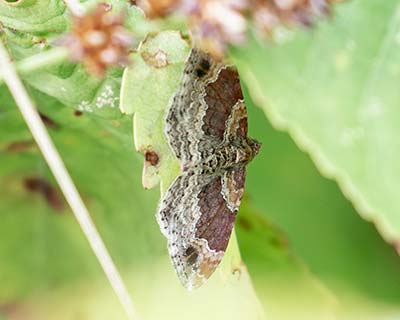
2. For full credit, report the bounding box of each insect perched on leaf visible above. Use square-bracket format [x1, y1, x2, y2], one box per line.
[157, 48, 261, 290]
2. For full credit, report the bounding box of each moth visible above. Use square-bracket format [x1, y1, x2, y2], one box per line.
[157, 48, 261, 290]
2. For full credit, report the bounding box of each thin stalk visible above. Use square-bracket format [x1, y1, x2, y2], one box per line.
[0, 47, 69, 85]
[0, 40, 139, 320]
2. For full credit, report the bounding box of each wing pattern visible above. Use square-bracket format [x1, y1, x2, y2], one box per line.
[157, 48, 259, 289]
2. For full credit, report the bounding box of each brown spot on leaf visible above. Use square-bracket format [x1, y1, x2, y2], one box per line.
[39, 112, 58, 129]
[6, 140, 34, 152]
[141, 50, 169, 68]
[0, 302, 31, 320]
[145, 150, 159, 166]
[33, 37, 47, 46]
[232, 266, 242, 279]
[74, 110, 83, 116]
[23, 177, 65, 212]
[237, 215, 252, 231]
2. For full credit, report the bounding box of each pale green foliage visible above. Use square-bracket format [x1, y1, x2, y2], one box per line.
[1, 0, 150, 118]
[232, 0, 400, 243]
[120, 31, 189, 191]
[0, 0, 68, 33]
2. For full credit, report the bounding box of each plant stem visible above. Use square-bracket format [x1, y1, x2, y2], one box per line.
[0, 47, 69, 85]
[0, 40, 139, 320]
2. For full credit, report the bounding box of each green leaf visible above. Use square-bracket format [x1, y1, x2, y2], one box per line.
[0, 31, 339, 318]
[0, 87, 270, 320]
[243, 88, 400, 318]
[0, 0, 150, 36]
[25, 65, 124, 118]
[0, 0, 68, 34]
[231, 0, 400, 243]
[237, 200, 337, 320]
[120, 30, 190, 191]
[1, 1, 152, 118]
[119, 30, 337, 319]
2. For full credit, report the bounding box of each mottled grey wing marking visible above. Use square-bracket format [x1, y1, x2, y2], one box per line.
[223, 100, 248, 141]
[165, 49, 218, 163]
[164, 49, 244, 165]
[221, 166, 246, 212]
[157, 170, 238, 290]
[156, 173, 192, 237]
[157, 171, 223, 289]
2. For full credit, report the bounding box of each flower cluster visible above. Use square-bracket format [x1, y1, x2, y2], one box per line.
[180, 0, 248, 58]
[252, 0, 332, 35]
[136, 0, 335, 57]
[134, 0, 180, 18]
[64, 3, 134, 76]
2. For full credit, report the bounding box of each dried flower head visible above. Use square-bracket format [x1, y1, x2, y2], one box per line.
[179, 0, 248, 58]
[135, 0, 180, 18]
[251, 0, 333, 35]
[64, 3, 134, 76]
[133, 0, 335, 57]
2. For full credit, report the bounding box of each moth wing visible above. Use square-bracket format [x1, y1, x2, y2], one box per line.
[220, 165, 246, 212]
[223, 100, 248, 141]
[157, 168, 245, 290]
[164, 49, 216, 162]
[156, 171, 199, 237]
[165, 48, 244, 163]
